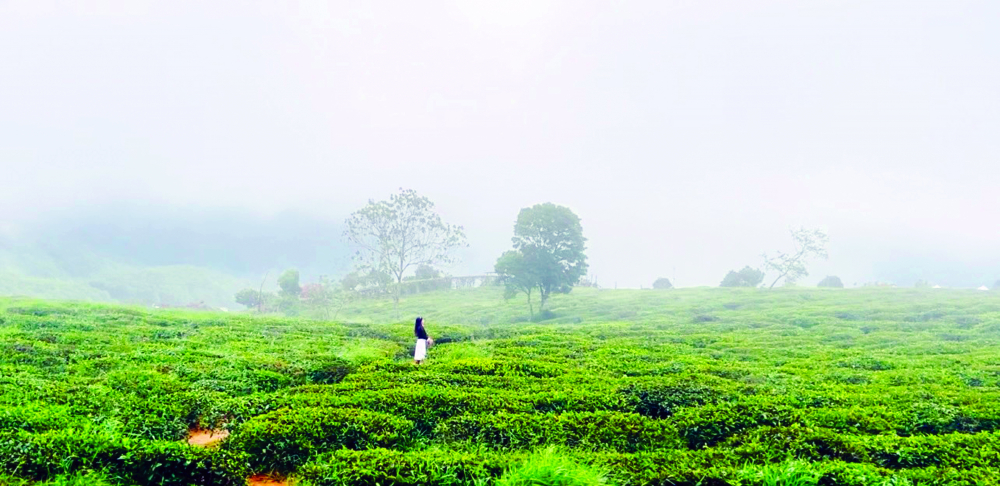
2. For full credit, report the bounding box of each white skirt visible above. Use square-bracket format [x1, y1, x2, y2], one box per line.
[414, 339, 428, 360]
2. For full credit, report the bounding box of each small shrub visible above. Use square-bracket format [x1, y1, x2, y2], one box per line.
[741, 460, 819, 486]
[0, 428, 249, 485]
[313, 387, 530, 434]
[296, 448, 505, 486]
[792, 318, 819, 329]
[497, 447, 610, 486]
[307, 357, 356, 384]
[836, 357, 894, 371]
[224, 407, 414, 472]
[595, 450, 740, 486]
[38, 471, 116, 486]
[531, 390, 627, 413]
[674, 400, 803, 448]
[436, 411, 680, 452]
[0, 406, 77, 433]
[721, 267, 764, 287]
[904, 311, 945, 322]
[448, 359, 562, 379]
[817, 276, 844, 288]
[730, 426, 870, 464]
[894, 401, 961, 436]
[620, 382, 724, 418]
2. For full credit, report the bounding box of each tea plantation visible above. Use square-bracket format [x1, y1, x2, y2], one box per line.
[2, 287, 1000, 485]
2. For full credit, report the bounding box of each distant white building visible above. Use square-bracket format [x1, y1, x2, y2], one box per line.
[932, 285, 942, 289]
[978, 286, 990, 291]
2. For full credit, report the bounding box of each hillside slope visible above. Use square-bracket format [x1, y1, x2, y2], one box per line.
[2, 289, 1000, 484]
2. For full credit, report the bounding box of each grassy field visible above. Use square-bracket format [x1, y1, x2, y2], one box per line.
[2, 287, 1000, 485]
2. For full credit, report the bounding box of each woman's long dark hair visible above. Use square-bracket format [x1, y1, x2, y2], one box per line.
[415, 316, 424, 333]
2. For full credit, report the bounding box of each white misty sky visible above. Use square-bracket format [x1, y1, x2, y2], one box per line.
[1, 1, 998, 287]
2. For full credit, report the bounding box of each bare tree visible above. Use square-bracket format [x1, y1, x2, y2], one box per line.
[345, 188, 467, 315]
[763, 227, 828, 289]
[257, 271, 269, 313]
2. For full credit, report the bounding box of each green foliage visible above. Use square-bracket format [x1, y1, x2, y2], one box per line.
[278, 269, 302, 297]
[398, 273, 453, 296]
[497, 448, 610, 486]
[436, 411, 680, 452]
[741, 460, 819, 486]
[720, 266, 764, 287]
[415, 264, 443, 280]
[285, 386, 532, 435]
[673, 399, 803, 448]
[652, 277, 673, 289]
[340, 272, 363, 292]
[297, 448, 505, 486]
[225, 407, 414, 472]
[496, 203, 588, 314]
[496, 251, 541, 316]
[307, 356, 356, 384]
[817, 276, 844, 288]
[620, 380, 729, 418]
[3, 288, 1000, 484]
[0, 428, 249, 485]
[234, 288, 260, 309]
[0, 470, 118, 486]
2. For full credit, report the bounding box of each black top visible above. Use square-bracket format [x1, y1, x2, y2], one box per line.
[415, 318, 428, 340]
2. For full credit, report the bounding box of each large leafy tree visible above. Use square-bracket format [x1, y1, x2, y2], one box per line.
[762, 227, 829, 289]
[495, 203, 588, 315]
[345, 188, 467, 310]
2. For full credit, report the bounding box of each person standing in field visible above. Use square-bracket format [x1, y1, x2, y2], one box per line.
[414, 316, 432, 365]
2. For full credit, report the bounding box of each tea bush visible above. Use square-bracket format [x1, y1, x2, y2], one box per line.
[436, 411, 681, 452]
[3, 287, 1000, 484]
[296, 448, 506, 486]
[0, 428, 249, 485]
[224, 407, 414, 472]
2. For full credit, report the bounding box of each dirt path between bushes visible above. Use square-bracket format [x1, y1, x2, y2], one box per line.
[247, 474, 288, 486]
[186, 427, 288, 486]
[186, 428, 230, 447]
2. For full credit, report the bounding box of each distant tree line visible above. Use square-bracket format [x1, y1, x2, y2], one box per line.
[244, 188, 987, 320]
[234, 269, 348, 319]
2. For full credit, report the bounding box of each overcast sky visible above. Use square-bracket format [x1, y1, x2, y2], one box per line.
[1, 1, 998, 287]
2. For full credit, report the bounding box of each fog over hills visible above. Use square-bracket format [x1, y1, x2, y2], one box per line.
[0, 205, 353, 307]
[1, 1, 999, 300]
